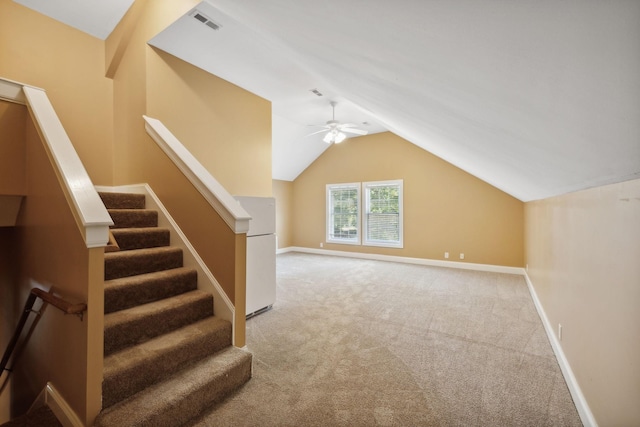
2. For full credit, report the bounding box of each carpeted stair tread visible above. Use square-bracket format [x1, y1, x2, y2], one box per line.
[104, 290, 213, 356]
[105, 267, 198, 314]
[95, 346, 252, 427]
[99, 192, 146, 210]
[96, 188, 252, 423]
[0, 405, 62, 427]
[102, 316, 232, 409]
[108, 209, 158, 229]
[104, 246, 183, 280]
[110, 227, 170, 250]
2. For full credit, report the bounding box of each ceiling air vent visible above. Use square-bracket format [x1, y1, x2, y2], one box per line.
[205, 20, 220, 30]
[190, 10, 222, 31]
[310, 89, 323, 97]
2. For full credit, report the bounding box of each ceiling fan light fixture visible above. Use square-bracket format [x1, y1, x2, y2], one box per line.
[323, 129, 346, 144]
[309, 101, 367, 144]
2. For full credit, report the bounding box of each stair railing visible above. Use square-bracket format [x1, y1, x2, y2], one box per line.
[0, 288, 87, 381]
[142, 115, 251, 234]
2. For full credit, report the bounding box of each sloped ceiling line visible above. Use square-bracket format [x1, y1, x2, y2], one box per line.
[16, 0, 640, 202]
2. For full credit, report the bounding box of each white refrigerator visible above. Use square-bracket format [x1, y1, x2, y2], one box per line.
[234, 196, 276, 318]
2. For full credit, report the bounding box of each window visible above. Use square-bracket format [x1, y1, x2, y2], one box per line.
[326, 183, 361, 245]
[364, 180, 403, 248]
[326, 180, 403, 248]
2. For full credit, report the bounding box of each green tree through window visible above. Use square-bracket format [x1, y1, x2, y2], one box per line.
[327, 183, 360, 244]
[326, 180, 403, 248]
[365, 182, 402, 246]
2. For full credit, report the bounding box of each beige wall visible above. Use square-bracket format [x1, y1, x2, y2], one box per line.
[0, 102, 27, 195]
[0, 3, 114, 422]
[146, 49, 272, 196]
[6, 117, 104, 425]
[108, 0, 272, 197]
[0, 1, 114, 185]
[525, 178, 640, 426]
[0, 101, 27, 422]
[292, 132, 524, 267]
[0, 101, 27, 227]
[273, 179, 294, 249]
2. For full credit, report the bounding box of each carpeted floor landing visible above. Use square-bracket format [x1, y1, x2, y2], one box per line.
[0, 405, 61, 427]
[188, 252, 582, 426]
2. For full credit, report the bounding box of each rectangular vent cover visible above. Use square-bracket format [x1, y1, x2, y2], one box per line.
[191, 10, 222, 31]
[205, 21, 220, 30]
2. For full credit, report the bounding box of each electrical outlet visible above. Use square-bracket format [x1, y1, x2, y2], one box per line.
[444, 252, 449, 259]
[460, 253, 465, 260]
[558, 324, 562, 341]
[320, 242, 323, 248]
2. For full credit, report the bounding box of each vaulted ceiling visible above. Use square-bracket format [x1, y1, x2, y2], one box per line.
[14, 0, 640, 201]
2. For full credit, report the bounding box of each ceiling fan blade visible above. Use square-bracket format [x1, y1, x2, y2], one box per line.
[341, 128, 368, 135]
[306, 128, 329, 137]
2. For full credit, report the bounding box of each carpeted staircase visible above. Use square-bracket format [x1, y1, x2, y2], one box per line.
[94, 191, 252, 427]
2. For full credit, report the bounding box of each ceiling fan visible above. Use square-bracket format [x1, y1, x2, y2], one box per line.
[307, 101, 368, 144]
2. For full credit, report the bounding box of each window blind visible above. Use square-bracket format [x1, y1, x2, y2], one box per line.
[327, 184, 360, 244]
[364, 181, 402, 247]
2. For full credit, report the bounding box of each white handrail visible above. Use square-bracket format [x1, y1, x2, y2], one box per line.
[17, 83, 113, 248]
[143, 115, 251, 234]
[0, 77, 27, 105]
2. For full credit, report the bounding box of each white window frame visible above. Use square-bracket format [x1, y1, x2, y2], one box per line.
[326, 183, 361, 245]
[363, 180, 403, 248]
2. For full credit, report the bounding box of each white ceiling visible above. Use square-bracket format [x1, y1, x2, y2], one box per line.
[13, 0, 134, 40]
[14, 0, 640, 201]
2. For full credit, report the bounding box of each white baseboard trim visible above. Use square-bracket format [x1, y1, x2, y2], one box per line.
[279, 246, 525, 275]
[523, 273, 598, 427]
[29, 382, 83, 427]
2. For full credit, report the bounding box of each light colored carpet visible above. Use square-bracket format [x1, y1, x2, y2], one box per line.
[189, 252, 582, 426]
